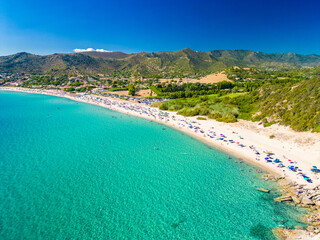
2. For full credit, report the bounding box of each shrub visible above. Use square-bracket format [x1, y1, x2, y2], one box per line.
[159, 102, 169, 110]
[208, 112, 222, 119]
[238, 112, 252, 120]
[197, 117, 207, 120]
[177, 108, 199, 116]
[216, 115, 237, 123]
[264, 121, 276, 127]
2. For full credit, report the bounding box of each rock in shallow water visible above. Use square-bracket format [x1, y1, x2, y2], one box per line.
[274, 195, 293, 202]
[256, 188, 270, 193]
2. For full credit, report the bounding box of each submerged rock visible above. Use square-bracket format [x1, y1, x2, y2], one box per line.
[171, 220, 184, 229]
[274, 195, 293, 202]
[256, 188, 270, 193]
[250, 224, 275, 240]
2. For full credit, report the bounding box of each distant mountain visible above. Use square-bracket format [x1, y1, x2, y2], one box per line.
[0, 49, 320, 75]
[75, 51, 129, 59]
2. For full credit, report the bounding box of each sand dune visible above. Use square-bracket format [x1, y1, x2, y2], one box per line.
[158, 71, 231, 84]
[107, 89, 153, 97]
[193, 72, 231, 83]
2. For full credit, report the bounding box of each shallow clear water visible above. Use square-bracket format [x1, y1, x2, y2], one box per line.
[0, 91, 306, 239]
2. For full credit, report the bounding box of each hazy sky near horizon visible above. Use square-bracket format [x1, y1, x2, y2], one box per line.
[0, 0, 319, 55]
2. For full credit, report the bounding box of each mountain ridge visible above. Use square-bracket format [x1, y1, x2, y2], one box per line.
[1, 49, 320, 75]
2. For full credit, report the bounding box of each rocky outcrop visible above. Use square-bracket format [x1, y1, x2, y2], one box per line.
[302, 197, 316, 206]
[264, 175, 320, 238]
[291, 196, 302, 204]
[262, 174, 285, 182]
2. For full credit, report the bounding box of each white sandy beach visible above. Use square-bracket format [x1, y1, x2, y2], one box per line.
[2, 87, 320, 189]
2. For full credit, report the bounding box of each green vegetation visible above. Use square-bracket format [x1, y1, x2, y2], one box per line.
[256, 78, 320, 132]
[197, 117, 207, 120]
[128, 84, 135, 96]
[108, 87, 128, 91]
[152, 69, 320, 132]
[226, 66, 320, 82]
[149, 85, 163, 96]
[152, 93, 254, 123]
[153, 81, 238, 98]
[70, 80, 83, 87]
[65, 85, 95, 93]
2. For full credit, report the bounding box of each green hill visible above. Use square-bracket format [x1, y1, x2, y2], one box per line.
[1, 49, 320, 75]
[257, 77, 320, 131]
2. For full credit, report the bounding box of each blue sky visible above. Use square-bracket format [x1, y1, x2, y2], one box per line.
[0, 0, 319, 56]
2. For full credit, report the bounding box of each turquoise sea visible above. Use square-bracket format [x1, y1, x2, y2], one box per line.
[0, 91, 306, 239]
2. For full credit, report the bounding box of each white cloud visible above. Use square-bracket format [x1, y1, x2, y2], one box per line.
[96, 49, 111, 52]
[74, 48, 112, 53]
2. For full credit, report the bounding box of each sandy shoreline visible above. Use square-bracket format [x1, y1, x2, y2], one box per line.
[1, 87, 320, 187]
